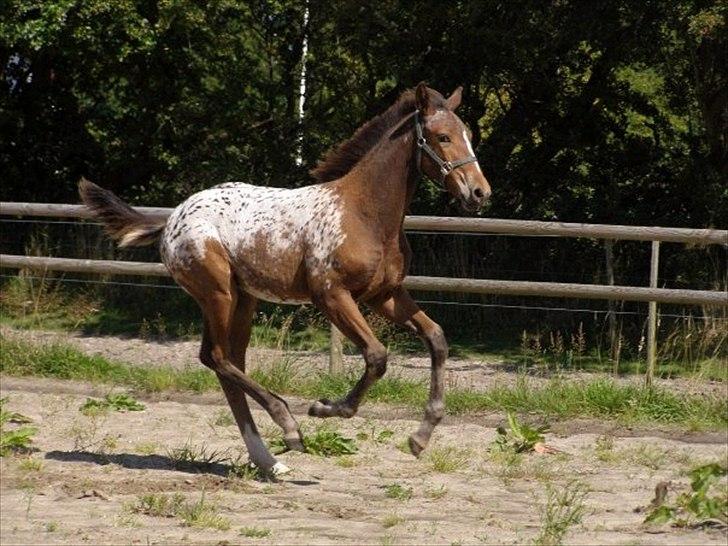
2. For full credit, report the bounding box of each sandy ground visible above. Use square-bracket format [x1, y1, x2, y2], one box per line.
[1, 328, 727, 545]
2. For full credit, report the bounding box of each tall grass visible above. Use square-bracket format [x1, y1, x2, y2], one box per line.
[1, 336, 725, 429]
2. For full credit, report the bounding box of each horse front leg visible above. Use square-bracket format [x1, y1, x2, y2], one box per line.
[370, 286, 447, 457]
[308, 289, 387, 419]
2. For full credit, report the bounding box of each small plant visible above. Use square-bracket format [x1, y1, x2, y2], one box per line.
[227, 458, 267, 481]
[534, 480, 589, 546]
[177, 492, 230, 530]
[384, 483, 413, 500]
[427, 446, 470, 473]
[491, 412, 549, 454]
[18, 458, 43, 472]
[594, 435, 615, 462]
[644, 462, 727, 527]
[131, 493, 184, 517]
[382, 513, 404, 528]
[79, 393, 145, 415]
[167, 441, 229, 471]
[0, 398, 37, 456]
[425, 484, 448, 499]
[45, 521, 59, 532]
[271, 426, 357, 457]
[239, 526, 271, 538]
[134, 442, 158, 455]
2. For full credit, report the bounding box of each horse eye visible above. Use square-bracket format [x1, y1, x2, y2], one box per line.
[437, 134, 451, 143]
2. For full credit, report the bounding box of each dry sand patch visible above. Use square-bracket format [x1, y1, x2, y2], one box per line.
[1, 381, 726, 545]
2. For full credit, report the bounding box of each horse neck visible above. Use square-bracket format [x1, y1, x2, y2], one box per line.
[339, 131, 417, 238]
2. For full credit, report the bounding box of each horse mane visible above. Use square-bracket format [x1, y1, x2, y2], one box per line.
[310, 88, 443, 182]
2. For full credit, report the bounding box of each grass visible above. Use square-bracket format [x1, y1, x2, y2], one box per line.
[384, 483, 413, 500]
[128, 492, 230, 530]
[427, 446, 470, 473]
[382, 514, 404, 528]
[534, 480, 589, 546]
[1, 335, 726, 430]
[239, 526, 271, 538]
[167, 441, 229, 471]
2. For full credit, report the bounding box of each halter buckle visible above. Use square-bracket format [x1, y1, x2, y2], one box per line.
[440, 161, 453, 175]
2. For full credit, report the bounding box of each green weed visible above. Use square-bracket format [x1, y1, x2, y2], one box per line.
[271, 425, 357, 457]
[384, 483, 413, 500]
[427, 446, 470, 473]
[167, 441, 229, 471]
[645, 462, 727, 526]
[239, 526, 271, 538]
[79, 393, 145, 415]
[0, 398, 37, 456]
[534, 480, 589, 546]
[490, 412, 548, 453]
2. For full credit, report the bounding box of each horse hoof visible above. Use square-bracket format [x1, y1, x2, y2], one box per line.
[271, 461, 292, 475]
[308, 400, 331, 417]
[408, 434, 425, 458]
[284, 432, 306, 453]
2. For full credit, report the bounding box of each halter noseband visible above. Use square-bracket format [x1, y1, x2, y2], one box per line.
[414, 110, 478, 184]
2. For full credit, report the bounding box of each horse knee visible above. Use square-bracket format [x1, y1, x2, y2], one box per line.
[425, 323, 448, 362]
[364, 342, 388, 378]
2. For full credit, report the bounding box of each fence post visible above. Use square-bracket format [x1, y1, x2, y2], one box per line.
[645, 241, 660, 387]
[329, 324, 343, 375]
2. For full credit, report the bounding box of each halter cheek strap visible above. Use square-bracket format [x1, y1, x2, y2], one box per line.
[414, 110, 478, 184]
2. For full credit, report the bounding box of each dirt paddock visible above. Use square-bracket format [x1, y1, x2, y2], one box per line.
[1, 329, 727, 545]
[0, 379, 725, 545]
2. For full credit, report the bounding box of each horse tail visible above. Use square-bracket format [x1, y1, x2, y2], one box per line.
[78, 178, 166, 247]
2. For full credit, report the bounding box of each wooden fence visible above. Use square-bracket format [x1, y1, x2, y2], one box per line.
[1, 202, 726, 385]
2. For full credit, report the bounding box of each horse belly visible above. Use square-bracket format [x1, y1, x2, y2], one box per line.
[230, 238, 310, 305]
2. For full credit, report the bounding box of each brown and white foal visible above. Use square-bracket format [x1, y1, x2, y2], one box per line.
[80, 83, 491, 474]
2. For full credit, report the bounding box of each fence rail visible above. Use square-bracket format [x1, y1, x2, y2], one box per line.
[2, 254, 725, 306]
[1, 201, 727, 383]
[2, 202, 726, 244]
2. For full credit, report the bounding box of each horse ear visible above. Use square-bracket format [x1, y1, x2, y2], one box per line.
[445, 86, 463, 110]
[415, 82, 435, 115]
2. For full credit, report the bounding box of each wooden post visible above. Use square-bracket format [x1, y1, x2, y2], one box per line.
[604, 240, 621, 374]
[329, 324, 343, 375]
[645, 241, 660, 388]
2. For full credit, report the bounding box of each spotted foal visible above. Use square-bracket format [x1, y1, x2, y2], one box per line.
[80, 83, 491, 474]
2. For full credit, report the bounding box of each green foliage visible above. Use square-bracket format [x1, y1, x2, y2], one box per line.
[79, 393, 145, 415]
[384, 483, 413, 501]
[271, 426, 357, 457]
[490, 412, 548, 453]
[645, 463, 728, 526]
[239, 526, 271, 538]
[0, 398, 37, 456]
[129, 492, 230, 530]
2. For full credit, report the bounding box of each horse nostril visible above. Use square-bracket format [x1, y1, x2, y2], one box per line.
[473, 188, 485, 201]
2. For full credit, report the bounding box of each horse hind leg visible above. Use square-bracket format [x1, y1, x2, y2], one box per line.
[172, 243, 305, 461]
[214, 292, 290, 475]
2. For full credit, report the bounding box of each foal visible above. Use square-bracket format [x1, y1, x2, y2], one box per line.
[80, 83, 490, 474]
